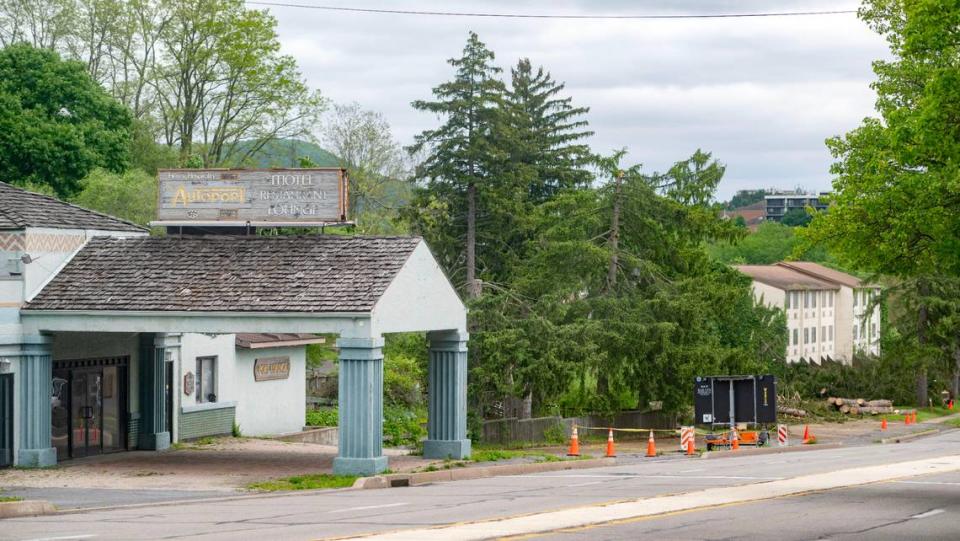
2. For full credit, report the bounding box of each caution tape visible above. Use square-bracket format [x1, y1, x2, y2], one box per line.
[574, 425, 678, 433]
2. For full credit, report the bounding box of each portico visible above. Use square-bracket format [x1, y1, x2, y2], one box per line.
[16, 235, 469, 475]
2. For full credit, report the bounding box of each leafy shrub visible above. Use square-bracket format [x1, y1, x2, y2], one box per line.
[384, 352, 423, 408]
[383, 405, 426, 447]
[306, 408, 338, 427]
[543, 422, 567, 444]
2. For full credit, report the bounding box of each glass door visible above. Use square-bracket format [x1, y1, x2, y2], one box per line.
[70, 370, 103, 458]
[0, 374, 12, 468]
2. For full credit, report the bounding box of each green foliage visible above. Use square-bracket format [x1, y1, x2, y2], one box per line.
[232, 421, 242, 438]
[707, 221, 832, 265]
[725, 189, 767, 210]
[305, 340, 337, 371]
[305, 408, 338, 427]
[469, 449, 560, 463]
[0, 44, 131, 197]
[247, 473, 357, 491]
[70, 168, 156, 226]
[383, 404, 426, 447]
[542, 422, 567, 445]
[780, 208, 812, 227]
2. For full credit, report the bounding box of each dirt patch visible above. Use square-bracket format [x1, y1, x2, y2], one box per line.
[0, 438, 433, 492]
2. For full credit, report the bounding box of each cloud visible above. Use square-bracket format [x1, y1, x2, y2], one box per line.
[262, 0, 888, 200]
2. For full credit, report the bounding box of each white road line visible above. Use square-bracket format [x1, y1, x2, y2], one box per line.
[327, 502, 409, 514]
[522, 474, 782, 480]
[352, 456, 960, 541]
[678, 468, 705, 473]
[567, 481, 607, 488]
[910, 509, 945, 519]
[24, 533, 96, 541]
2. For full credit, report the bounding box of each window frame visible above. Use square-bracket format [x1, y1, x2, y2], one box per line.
[195, 356, 218, 404]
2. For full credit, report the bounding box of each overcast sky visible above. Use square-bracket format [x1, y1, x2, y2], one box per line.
[260, 0, 889, 201]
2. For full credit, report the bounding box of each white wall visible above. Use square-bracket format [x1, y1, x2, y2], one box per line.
[371, 241, 467, 335]
[233, 346, 306, 436]
[177, 334, 305, 437]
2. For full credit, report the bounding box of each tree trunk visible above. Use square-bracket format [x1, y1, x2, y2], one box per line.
[917, 279, 929, 408]
[466, 182, 480, 298]
[605, 171, 624, 292]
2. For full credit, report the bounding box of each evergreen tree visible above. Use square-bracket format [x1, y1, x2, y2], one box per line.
[407, 32, 507, 298]
[504, 58, 593, 204]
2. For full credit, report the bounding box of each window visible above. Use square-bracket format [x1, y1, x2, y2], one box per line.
[853, 326, 858, 340]
[785, 292, 791, 309]
[804, 328, 809, 344]
[196, 356, 217, 403]
[854, 291, 858, 307]
[804, 292, 810, 309]
[811, 291, 817, 308]
[829, 325, 834, 341]
[871, 323, 876, 339]
[793, 328, 798, 345]
[822, 326, 826, 342]
[811, 327, 817, 342]
[828, 292, 834, 308]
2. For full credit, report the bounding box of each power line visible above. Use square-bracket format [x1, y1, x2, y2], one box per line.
[244, 2, 858, 20]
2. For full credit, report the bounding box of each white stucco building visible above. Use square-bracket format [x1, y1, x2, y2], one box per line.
[736, 262, 881, 364]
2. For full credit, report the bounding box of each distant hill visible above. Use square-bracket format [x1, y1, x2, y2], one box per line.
[232, 138, 341, 168]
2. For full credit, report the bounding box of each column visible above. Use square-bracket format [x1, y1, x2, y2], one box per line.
[138, 333, 170, 450]
[424, 330, 470, 459]
[333, 336, 388, 476]
[17, 338, 55, 467]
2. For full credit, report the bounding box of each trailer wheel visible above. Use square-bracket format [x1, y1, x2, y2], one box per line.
[706, 443, 713, 451]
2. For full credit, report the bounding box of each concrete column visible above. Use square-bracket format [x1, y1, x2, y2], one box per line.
[333, 336, 388, 476]
[138, 333, 170, 450]
[424, 330, 470, 459]
[16, 339, 55, 467]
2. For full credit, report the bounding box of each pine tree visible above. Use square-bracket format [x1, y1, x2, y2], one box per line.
[504, 58, 593, 204]
[407, 32, 506, 298]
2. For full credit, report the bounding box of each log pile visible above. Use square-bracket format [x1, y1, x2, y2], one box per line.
[777, 405, 807, 417]
[826, 397, 893, 416]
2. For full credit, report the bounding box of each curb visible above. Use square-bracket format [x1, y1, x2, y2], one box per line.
[0, 500, 56, 519]
[354, 457, 617, 489]
[879, 428, 940, 444]
[700, 442, 843, 459]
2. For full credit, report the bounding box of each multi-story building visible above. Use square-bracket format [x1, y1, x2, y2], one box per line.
[736, 262, 881, 363]
[764, 192, 829, 222]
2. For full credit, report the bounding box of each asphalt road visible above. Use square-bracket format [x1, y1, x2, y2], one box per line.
[2, 430, 959, 541]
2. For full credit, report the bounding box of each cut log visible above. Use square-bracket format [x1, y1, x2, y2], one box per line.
[866, 399, 892, 407]
[856, 398, 866, 406]
[860, 406, 894, 415]
[778, 406, 807, 417]
[840, 404, 851, 414]
[850, 406, 861, 415]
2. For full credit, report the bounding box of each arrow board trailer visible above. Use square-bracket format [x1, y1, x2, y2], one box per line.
[694, 375, 777, 428]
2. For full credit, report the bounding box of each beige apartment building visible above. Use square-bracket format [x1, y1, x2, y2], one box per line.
[735, 262, 881, 364]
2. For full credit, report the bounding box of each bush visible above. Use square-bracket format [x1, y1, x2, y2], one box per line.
[384, 352, 423, 408]
[383, 404, 426, 447]
[306, 408, 338, 427]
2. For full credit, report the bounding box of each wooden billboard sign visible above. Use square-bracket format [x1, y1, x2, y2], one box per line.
[155, 168, 348, 225]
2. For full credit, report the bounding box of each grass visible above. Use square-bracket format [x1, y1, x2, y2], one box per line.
[885, 406, 954, 423]
[470, 449, 563, 463]
[0, 496, 23, 503]
[943, 418, 960, 429]
[247, 473, 358, 492]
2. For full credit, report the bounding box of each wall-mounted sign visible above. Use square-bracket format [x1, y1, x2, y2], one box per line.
[254, 357, 290, 382]
[156, 168, 348, 224]
[183, 372, 195, 395]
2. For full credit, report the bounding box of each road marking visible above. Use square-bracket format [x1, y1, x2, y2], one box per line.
[678, 468, 705, 473]
[24, 533, 96, 541]
[910, 509, 945, 519]
[566, 481, 607, 487]
[328, 502, 409, 514]
[340, 456, 960, 541]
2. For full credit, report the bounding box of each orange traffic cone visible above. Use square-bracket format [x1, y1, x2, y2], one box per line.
[731, 429, 740, 450]
[802, 424, 810, 443]
[567, 425, 580, 457]
[905, 412, 912, 425]
[646, 430, 657, 457]
[605, 428, 616, 458]
[913, 412, 919, 424]
[950, 400, 954, 410]
[686, 438, 696, 456]
[881, 418, 887, 431]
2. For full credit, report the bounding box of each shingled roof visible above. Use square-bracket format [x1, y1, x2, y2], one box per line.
[735, 264, 840, 291]
[26, 235, 422, 313]
[0, 181, 146, 232]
